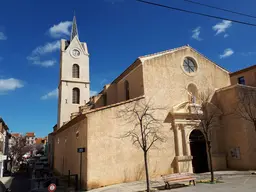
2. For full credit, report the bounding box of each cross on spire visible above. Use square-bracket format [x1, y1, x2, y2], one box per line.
[70, 14, 79, 41]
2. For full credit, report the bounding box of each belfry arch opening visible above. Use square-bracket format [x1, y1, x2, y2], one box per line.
[189, 129, 209, 173]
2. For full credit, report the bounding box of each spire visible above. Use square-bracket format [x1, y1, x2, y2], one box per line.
[70, 14, 79, 41]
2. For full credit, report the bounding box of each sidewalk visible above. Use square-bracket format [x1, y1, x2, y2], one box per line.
[195, 170, 256, 180]
[88, 171, 256, 192]
[0, 176, 13, 188]
[9, 172, 31, 192]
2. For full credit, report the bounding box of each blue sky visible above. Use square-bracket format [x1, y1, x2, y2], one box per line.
[0, 0, 256, 137]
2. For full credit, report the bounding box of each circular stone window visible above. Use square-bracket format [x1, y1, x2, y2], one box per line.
[183, 57, 197, 74]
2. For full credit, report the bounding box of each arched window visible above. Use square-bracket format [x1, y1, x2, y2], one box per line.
[72, 88, 80, 104]
[124, 80, 130, 100]
[72, 64, 80, 78]
[187, 84, 198, 103]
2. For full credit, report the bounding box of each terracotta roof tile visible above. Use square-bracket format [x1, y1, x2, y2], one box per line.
[26, 132, 35, 137]
[11, 133, 21, 138]
[35, 138, 43, 144]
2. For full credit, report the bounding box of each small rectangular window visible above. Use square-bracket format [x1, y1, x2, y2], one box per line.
[238, 76, 245, 85]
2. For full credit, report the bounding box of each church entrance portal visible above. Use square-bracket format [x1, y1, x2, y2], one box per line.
[189, 129, 209, 173]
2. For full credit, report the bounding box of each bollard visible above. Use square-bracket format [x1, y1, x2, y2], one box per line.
[75, 174, 78, 191]
[68, 170, 71, 187]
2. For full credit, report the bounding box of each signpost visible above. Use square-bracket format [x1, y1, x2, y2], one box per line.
[77, 147, 86, 190]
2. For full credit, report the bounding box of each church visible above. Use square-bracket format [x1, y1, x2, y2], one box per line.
[48, 16, 256, 190]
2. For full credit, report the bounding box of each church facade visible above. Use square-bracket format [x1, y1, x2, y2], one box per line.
[49, 17, 256, 190]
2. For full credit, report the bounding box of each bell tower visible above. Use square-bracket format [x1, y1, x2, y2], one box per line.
[57, 16, 90, 129]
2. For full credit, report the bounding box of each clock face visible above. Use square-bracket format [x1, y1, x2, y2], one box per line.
[72, 49, 80, 57]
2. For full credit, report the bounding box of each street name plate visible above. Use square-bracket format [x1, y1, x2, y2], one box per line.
[77, 147, 86, 153]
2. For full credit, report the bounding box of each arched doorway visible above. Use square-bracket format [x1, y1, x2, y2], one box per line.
[189, 129, 209, 173]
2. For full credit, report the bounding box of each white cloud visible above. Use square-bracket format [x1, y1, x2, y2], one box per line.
[27, 56, 56, 67]
[0, 32, 7, 40]
[27, 41, 59, 67]
[32, 41, 60, 56]
[0, 78, 24, 93]
[90, 90, 98, 97]
[192, 26, 203, 41]
[220, 48, 234, 59]
[213, 20, 232, 36]
[41, 88, 58, 100]
[224, 34, 229, 38]
[36, 60, 56, 67]
[49, 21, 72, 38]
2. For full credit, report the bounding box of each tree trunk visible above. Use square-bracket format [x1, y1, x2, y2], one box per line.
[207, 141, 214, 183]
[143, 150, 150, 192]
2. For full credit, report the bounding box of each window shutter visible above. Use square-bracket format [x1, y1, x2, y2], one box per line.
[72, 64, 80, 78]
[72, 88, 80, 104]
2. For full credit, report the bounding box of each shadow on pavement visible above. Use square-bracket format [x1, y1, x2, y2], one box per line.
[9, 170, 30, 192]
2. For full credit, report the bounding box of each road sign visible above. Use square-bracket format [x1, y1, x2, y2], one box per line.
[77, 147, 86, 153]
[48, 183, 56, 192]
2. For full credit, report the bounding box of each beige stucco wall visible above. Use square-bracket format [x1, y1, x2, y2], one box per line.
[53, 46, 256, 190]
[58, 37, 90, 128]
[86, 97, 175, 189]
[92, 61, 144, 108]
[141, 47, 231, 172]
[216, 85, 256, 170]
[212, 154, 227, 170]
[54, 116, 88, 187]
[93, 94, 104, 109]
[142, 47, 231, 105]
[230, 66, 256, 87]
[58, 82, 90, 126]
[106, 84, 117, 105]
[60, 38, 89, 82]
[116, 64, 144, 103]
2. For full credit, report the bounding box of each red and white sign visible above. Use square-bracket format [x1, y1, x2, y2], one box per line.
[48, 183, 56, 192]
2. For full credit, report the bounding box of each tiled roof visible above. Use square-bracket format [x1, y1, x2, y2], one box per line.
[35, 138, 43, 144]
[26, 132, 35, 137]
[11, 133, 21, 138]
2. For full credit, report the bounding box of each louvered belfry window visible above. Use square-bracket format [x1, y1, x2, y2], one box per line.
[72, 88, 80, 104]
[72, 64, 80, 78]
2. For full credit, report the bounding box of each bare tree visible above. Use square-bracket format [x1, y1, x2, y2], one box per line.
[34, 143, 45, 155]
[117, 99, 166, 192]
[190, 89, 222, 183]
[9, 135, 33, 165]
[235, 87, 256, 131]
